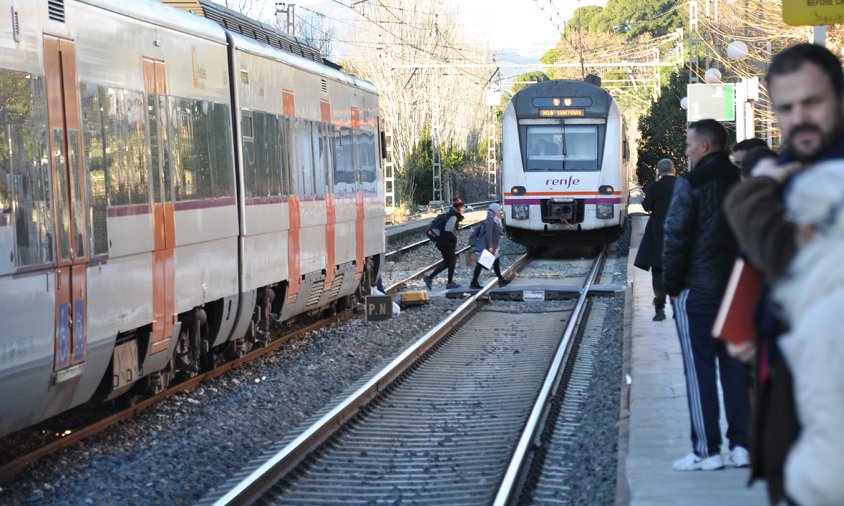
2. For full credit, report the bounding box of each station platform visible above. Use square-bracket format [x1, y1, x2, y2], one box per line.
[623, 214, 768, 505]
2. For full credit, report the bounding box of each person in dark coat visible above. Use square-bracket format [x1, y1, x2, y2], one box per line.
[469, 203, 509, 289]
[634, 158, 676, 321]
[424, 197, 465, 290]
[731, 137, 768, 177]
[663, 118, 749, 472]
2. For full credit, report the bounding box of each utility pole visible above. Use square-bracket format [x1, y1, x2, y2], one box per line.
[384, 130, 396, 207]
[275, 3, 295, 35]
[485, 87, 501, 199]
[487, 110, 497, 198]
[431, 69, 442, 204]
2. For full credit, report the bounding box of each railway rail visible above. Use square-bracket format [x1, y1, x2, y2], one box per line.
[199, 250, 610, 505]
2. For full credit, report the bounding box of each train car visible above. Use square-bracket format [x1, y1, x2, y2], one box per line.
[0, 0, 383, 438]
[501, 79, 629, 248]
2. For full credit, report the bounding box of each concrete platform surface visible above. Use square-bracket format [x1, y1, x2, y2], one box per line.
[624, 215, 767, 505]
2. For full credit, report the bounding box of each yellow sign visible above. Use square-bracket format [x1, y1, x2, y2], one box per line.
[539, 109, 585, 117]
[782, 0, 844, 26]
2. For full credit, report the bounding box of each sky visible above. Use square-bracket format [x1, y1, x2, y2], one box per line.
[246, 0, 606, 63]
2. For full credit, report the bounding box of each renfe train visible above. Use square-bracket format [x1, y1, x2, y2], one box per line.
[501, 79, 629, 248]
[0, 0, 384, 437]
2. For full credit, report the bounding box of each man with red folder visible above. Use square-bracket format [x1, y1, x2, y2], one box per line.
[663, 119, 750, 471]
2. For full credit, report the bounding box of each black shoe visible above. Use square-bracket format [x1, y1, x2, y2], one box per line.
[423, 275, 433, 290]
[446, 282, 460, 289]
[653, 309, 666, 321]
[498, 278, 510, 287]
[469, 282, 482, 289]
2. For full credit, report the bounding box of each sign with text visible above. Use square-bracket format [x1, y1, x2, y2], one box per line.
[365, 295, 393, 321]
[687, 84, 735, 122]
[782, 0, 844, 26]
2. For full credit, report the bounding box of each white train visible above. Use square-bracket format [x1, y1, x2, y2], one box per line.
[501, 79, 629, 248]
[0, 0, 384, 437]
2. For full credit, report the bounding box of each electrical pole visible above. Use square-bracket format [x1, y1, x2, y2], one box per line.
[275, 3, 295, 35]
[487, 109, 497, 199]
[431, 68, 442, 205]
[384, 130, 395, 207]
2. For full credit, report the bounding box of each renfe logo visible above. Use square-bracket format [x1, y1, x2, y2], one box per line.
[546, 176, 581, 188]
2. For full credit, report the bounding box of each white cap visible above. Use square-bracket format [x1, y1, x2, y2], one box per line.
[488, 203, 501, 213]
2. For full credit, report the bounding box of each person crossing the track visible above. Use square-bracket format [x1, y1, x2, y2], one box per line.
[424, 197, 465, 290]
[469, 203, 509, 290]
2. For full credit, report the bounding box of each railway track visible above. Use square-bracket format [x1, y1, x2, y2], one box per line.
[199, 249, 616, 505]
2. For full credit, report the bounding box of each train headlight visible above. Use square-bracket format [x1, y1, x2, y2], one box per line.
[512, 204, 530, 220]
[596, 203, 614, 219]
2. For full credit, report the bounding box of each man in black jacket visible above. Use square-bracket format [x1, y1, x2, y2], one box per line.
[634, 158, 676, 321]
[663, 119, 750, 471]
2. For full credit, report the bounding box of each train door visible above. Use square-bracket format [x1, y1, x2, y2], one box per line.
[43, 35, 88, 382]
[143, 58, 176, 355]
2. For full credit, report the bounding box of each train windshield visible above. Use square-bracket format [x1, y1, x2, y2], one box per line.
[525, 124, 599, 171]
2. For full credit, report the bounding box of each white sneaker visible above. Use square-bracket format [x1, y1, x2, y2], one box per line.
[673, 452, 725, 471]
[729, 446, 750, 467]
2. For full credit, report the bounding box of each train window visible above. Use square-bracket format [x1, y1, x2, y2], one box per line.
[241, 110, 256, 198]
[321, 123, 334, 192]
[525, 125, 599, 171]
[259, 111, 282, 197]
[243, 110, 281, 199]
[208, 102, 235, 198]
[294, 118, 315, 195]
[358, 130, 377, 190]
[333, 126, 355, 191]
[0, 70, 53, 266]
[170, 97, 214, 201]
[315, 122, 332, 194]
[79, 85, 150, 255]
[279, 116, 291, 196]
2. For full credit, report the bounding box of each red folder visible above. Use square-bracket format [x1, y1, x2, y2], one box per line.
[712, 258, 765, 346]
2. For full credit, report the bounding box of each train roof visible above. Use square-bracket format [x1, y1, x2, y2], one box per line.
[230, 33, 378, 96]
[80, 0, 227, 43]
[511, 80, 614, 118]
[161, 0, 326, 65]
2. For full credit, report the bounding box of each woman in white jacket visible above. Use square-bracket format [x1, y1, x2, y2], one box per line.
[773, 159, 844, 506]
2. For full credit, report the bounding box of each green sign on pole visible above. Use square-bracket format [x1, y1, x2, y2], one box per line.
[687, 84, 735, 122]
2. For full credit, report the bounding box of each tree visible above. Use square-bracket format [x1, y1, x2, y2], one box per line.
[589, 0, 683, 40]
[636, 69, 688, 187]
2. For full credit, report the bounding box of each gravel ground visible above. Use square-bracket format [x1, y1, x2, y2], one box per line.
[549, 219, 630, 505]
[0, 218, 627, 506]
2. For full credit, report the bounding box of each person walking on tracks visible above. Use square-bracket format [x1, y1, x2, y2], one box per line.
[663, 119, 750, 471]
[469, 203, 509, 289]
[424, 197, 465, 290]
[633, 158, 676, 321]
